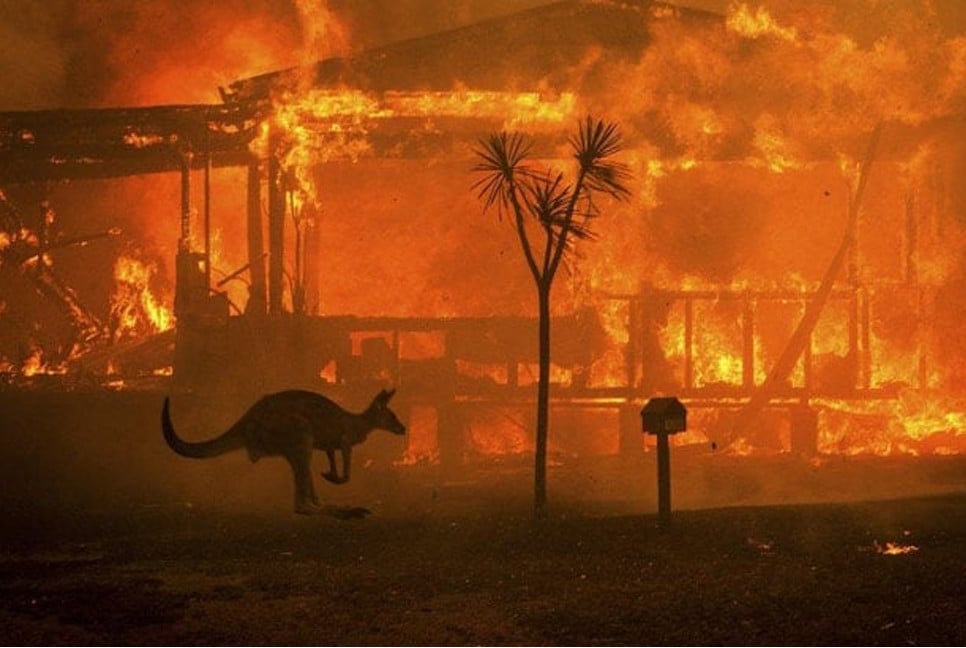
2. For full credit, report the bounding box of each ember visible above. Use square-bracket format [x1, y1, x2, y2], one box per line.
[874, 540, 920, 556]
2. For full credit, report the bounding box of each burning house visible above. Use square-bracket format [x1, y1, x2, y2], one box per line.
[1, 0, 965, 468]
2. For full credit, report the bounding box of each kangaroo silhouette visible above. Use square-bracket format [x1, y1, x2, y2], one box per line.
[162, 388, 406, 515]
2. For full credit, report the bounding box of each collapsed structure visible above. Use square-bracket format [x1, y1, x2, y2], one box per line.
[1, 0, 964, 464]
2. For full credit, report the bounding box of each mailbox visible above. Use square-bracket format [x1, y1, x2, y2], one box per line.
[641, 396, 687, 528]
[641, 397, 687, 435]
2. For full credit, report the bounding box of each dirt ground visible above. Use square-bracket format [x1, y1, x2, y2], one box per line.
[0, 390, 964, 645]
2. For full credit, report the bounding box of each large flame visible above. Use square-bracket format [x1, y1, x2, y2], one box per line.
[110, 255, 173, 339]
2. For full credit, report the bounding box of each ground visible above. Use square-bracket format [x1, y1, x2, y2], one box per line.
[0, 390, 964, 645]
[1, 494, 964, 645]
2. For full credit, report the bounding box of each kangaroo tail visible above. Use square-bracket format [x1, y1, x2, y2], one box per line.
[162, 397, 245, 459]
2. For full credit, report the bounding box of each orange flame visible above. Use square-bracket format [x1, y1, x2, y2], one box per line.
[110, 255, 173, 339]
[726, 3, 799, 43]
[874, 540, 919, 556]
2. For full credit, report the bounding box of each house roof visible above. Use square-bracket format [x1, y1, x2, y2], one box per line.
[223, 0, 723, 102]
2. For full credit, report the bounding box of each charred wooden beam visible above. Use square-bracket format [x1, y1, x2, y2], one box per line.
[0, 103, 261, 184]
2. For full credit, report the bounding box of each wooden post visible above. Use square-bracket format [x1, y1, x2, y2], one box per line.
[204, 150, 211, 291]
[684, 298, 693, 389]
[246, 160, 266, 315]
[656, 431, 671, 527]
[742, 297, 754, 389]
[179, 151, 191, 250]
[642, 397, 686, 528]
[268, 129, 285, 315]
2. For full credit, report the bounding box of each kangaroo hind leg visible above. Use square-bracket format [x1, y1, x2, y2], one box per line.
[321, 448, 349, 485]
[288, 438, 321, 515]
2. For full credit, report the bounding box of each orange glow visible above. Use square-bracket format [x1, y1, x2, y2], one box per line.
[467, 408, 530, 457]
[395, 405, 440, 466]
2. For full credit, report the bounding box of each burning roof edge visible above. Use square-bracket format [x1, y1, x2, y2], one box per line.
[221, 0, 724, 103]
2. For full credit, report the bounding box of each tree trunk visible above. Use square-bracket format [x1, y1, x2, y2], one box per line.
[534, 281, 551, 516]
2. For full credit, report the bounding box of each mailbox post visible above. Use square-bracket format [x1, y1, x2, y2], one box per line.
[641, 396, 687, 527]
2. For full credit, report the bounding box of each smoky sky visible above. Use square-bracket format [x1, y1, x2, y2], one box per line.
[0, 0, 555, 110]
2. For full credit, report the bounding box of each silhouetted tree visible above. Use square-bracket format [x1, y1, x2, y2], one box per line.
[473, 117, 630, 516]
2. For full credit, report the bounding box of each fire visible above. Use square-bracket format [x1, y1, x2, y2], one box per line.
[750, 114, 803, 174]
[260, 88, 577, 204]
[20, 347, 66, 377]
[4, 1, 965, 466]
[692, 301, 744, 388]
[21, 348, 43, 377]
[726, 3, 798, 43]
[817, 391, 966, 457]
[110, 255, 173, 340]
[874, 540, 919, 556]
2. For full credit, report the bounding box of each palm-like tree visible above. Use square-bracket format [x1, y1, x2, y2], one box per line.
[473, 117, 630, 516]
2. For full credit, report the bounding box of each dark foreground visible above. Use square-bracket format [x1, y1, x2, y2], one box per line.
[1, 493, 964, 645]
[0, 390, 964, 644]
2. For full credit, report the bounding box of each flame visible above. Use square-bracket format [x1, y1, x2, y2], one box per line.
[750, 114, 803, 173]
[20, 347, 67, 377]
[260, 88, 577, 205]
[874, 540, 919, 556]
[21, 348, 43, 377]
[817, 391, 965, 457]
[110, 255, 173, 339]
[726, 3, 798, 43]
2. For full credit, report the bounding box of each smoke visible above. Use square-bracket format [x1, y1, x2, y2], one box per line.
[0, 1, 71, 109]
[0, 1, 557, 109]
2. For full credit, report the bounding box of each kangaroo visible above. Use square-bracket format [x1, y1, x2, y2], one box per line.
[161, 388, 406, 515]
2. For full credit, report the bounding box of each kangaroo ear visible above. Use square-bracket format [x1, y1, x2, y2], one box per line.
[384, 388, 396, 402]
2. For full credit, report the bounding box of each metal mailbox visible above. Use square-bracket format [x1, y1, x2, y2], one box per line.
[641, 396, 687, 435]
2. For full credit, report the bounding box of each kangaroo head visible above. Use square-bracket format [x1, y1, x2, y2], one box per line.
[366, 388, 406, 435]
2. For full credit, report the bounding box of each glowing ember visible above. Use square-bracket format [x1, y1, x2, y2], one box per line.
[122, 132, 167, 148]
[874, 540, 919, 556]
[747, 536, 775, 552]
